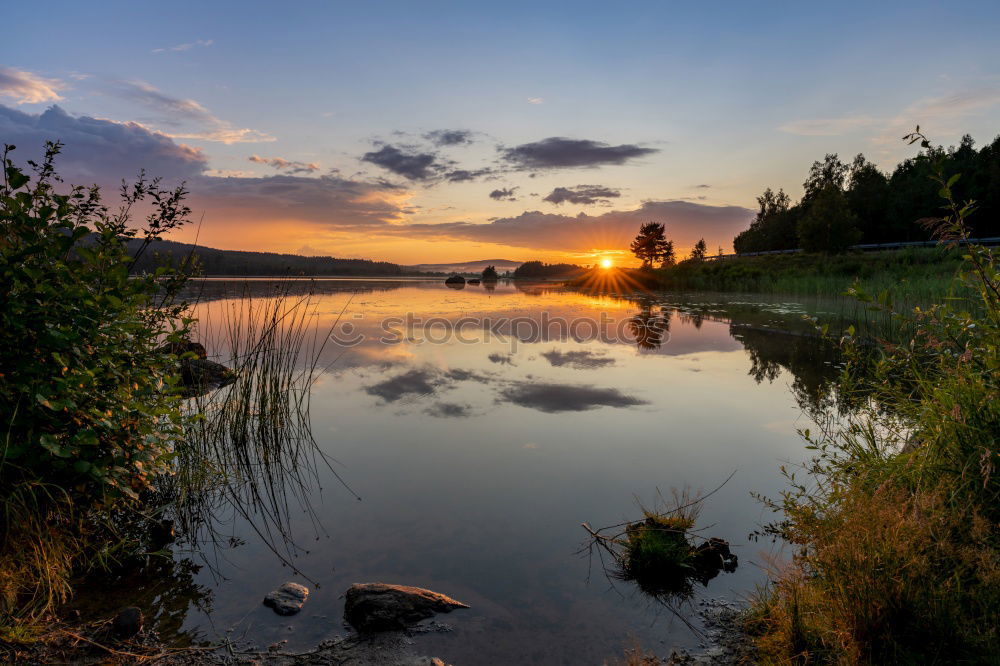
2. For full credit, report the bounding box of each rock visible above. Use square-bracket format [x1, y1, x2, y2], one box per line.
[158, 339, 208, 359]
[694, 538, 739, 574]
[344, 583, 469, 633]
[149, 519, 175, 549]
[264, 582, 310, 616]
[112, 606, 143, 638]
[179, 358, 237, 397]
[444, 275, 466, 285]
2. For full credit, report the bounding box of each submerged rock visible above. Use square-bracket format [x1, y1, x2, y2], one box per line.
[344, 583, 469, 632]
[264, 582, 310, 615]
[179, 358, 237, 397]
[112, 606, 143, 638]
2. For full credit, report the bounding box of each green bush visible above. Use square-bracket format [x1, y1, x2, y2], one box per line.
[1, 142, 195, 623]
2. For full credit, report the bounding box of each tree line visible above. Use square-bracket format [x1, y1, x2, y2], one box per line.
[733, 133, 1000, 254]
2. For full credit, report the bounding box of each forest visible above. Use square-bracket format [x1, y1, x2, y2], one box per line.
[733, 134, 1000, 254]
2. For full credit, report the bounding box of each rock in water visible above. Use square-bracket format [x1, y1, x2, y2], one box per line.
[344, 583, 469, 632]
[264, 582, 310, 615]
[112, 606, 143, 638]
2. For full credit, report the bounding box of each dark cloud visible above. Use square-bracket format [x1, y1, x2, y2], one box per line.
[0, 104, 206, 184]
[424, 129, 473, 146]
[489, 186, 518, 201]
[540, 349, 615, 369]
[500, 383, 647, 413]
[488, 352, 516, 366]
[501, 137, 658, 170]
[445, 167, 495, 183]
[191, 173, 405, 229]
[424, 402, 473, 418]
[0, 103, 406, 232]
[364, 366, 491, 403]
[543, 184, 621, 205]
[365, 368, 441, 402]
[400, 200, 754, 253]
[361, 144, 439, 181]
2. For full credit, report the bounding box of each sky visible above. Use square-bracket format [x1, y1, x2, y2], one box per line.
[2, 0, 999, 265]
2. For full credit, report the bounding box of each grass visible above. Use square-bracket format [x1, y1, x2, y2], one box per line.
[744, 158, 1000, 663]
[581, 247, 971, 305]
[165, 280, 351, 579]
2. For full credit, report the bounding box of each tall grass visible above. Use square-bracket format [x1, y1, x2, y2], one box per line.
[746, 136, 1000, 663]
[166, 280, 355, 579]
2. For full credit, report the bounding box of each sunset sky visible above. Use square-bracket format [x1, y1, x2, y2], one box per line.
[3, 0, 999, 265]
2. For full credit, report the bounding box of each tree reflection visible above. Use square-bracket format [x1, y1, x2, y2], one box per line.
[731, 325, 844, 413]
[628, 300, 671, 351]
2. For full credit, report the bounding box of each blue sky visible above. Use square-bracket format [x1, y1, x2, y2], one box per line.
[2, 0, 999, 263]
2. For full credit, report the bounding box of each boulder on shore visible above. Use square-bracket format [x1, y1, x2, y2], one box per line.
[264, 582, 310, 615]
[344, 583, 469, 632]
[112, 606, 143, 638]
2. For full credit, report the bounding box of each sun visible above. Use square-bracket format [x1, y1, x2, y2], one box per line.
[600, 257, 613, 269]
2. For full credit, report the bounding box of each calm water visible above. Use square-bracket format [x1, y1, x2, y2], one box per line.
[90, 279, 846, 664]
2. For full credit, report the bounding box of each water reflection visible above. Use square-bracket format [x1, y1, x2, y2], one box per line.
[127, 280, 862, 663]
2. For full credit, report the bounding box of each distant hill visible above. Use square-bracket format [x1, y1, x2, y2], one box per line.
[405, 258, 522, 274]
[127, 239, 410, 276]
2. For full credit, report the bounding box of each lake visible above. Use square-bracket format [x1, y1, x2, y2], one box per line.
[86, 278, 847, 664]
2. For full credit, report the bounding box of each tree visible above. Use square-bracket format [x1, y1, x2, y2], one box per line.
[803, 154, 848, 200]
[796, 185, 862, 253]
[630, 222, 670, 268]
[481, 265, 498, 281]
[689, 238, 707, 261]
[846, 153, 889, 243]
[733, 188, 793, 254]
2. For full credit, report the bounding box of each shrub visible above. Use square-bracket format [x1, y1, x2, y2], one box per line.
[0, 142, 194, 625]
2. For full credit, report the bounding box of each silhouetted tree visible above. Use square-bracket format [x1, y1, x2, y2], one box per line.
[846, 154, 889, 243]
[481, 265, 498, 281]
[797, 185, 861, 253]
[803, 154, 848, 201]
[689, 238, 707, 261]
[630, 222, 670, 268]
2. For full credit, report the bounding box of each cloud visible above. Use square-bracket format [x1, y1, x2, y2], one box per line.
[540, 349, 615, 369]
[365, 367, 442, 402]
[248, 154, 320, 174]
[107, 80, 273, 144]
[543, 184, 621, 205]
[0, 104, 206, 183]
[501, 137, 657, 170]
[445, 167, 494, 182]
[361, 144, 440, 181]
[401, 200, 754, 253]
[779, 115, 876, 136]
[190, 172, 408, 229]
[0, 103, 407, 233]
[152, 39, 213, 54]
[0, 67, 64, 105]
[874, 87, 1000, 148]
[489, 186, 518, 201]
[500, 383, 646, 413]
[527, 97, 544, 105]
[487, 352, 516, 366]
[424, 129, 473, 146]
[424, 402, 473, 418]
